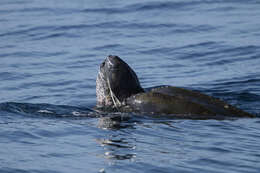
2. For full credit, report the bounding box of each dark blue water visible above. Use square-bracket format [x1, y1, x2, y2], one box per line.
[1, 0, 260, 172]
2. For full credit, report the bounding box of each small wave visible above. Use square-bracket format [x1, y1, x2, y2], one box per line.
[0, 51, 67, 59]
[81, 0, 259, 15]
[138, 41, 220, 56]
[93, 44, 122, 51]
[0, 25, 56, 37]
[209, 76, 260, 91]
[175, 44, 260, 64]
[0, 72, 32, 81]
[0, 102, 94, 118]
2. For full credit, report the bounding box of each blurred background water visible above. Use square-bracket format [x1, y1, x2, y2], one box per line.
[1, 0, 260, 173]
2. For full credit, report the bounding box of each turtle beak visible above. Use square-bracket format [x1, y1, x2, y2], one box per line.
[106, 55, 121, 68]
[106, 55, 115, 67]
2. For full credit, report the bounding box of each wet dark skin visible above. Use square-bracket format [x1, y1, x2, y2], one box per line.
[96, 55, 255, 119]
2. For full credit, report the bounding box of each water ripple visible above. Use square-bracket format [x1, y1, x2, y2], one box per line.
[1, 0, 260, 173]
[81, 0, 260, 15]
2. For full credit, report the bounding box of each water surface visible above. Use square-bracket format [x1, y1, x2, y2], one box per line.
[1, 0, 260, 172]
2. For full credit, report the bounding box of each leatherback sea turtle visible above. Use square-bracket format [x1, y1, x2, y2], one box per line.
[96, 55, 254, 119]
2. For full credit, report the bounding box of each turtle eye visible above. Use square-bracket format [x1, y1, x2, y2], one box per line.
[100, 62, 105, 68]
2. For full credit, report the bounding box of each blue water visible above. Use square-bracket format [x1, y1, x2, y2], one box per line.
[1, 0, 260, 172]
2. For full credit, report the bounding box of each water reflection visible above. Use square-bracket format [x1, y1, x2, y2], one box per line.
[97, 137, 136, 161]
[97, 113, 133, 129]
[96, 114, 137, 163]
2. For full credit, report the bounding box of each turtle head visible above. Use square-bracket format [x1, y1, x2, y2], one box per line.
[96, 55, 144, 107]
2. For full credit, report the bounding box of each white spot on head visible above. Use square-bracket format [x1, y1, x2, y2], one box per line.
[135, 99, 142, 104]
[106, 57, 114, 67]
[224, 105, 229, 109]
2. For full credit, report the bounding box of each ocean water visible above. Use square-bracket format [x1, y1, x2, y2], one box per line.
[1, 0, 260, 172]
